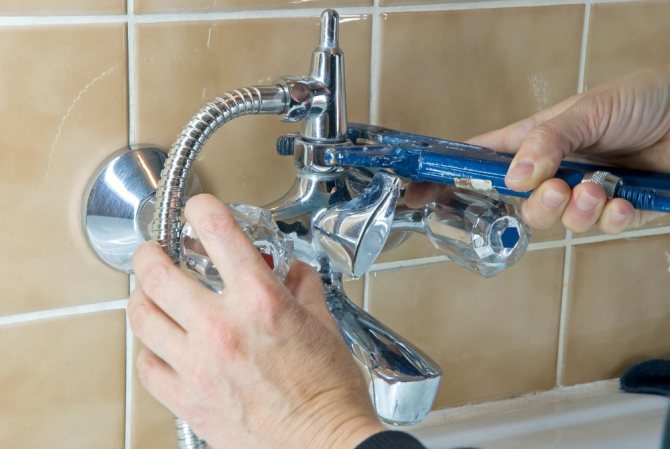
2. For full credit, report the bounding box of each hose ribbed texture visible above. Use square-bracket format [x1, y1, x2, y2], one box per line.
[176, 418, 206, 449]
[152, 86, 286, 262]
[152, 85, 287, 448]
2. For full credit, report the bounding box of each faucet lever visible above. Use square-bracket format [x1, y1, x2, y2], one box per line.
[313, 171, 401, 278]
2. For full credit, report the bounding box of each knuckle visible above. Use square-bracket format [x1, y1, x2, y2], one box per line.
[205, 318, 242, 358]
[526, 124, 569, 163]
[521, 201, 554, 230]
[199, 211, 236, 241]
[562, 214, 592, 233]
[127, 301, 147, 336]
[140, 263, 170, 295]
[249, 282, 285, 327]
[180, 403, 207, 428]
[136, 350, 156, 388]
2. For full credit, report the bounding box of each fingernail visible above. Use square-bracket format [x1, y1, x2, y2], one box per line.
[506, 161, 535, 184]
[575, 191, 598, 212]
[541, 189, 565, 209]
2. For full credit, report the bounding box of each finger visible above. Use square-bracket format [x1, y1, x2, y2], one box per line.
[404, 182, 443, 208]
[184, 194, 274, 285]
[136, 347, 185, 416]
[597, 199, 636, 234]
[284, 261, 337, 332]
[520, 178, 571, 229]
[561, 182, 607, 233]
[132, 241, 211, 330]
[505, 96, 611, 192]
[637, 211, 669, 227]
[128, 286, 187, 368]
[468, 94, 582, 152]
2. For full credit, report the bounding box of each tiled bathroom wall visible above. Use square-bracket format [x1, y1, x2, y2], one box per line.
[0, 1, 669, 448]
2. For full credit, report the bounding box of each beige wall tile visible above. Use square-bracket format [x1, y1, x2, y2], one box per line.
[0, 0, 124, 14]
[587, 1, 670, 88]
[0, 311, 126, 448]
[135, 0, 370, 14]
[564, 235, 670, 385]
[368, 249, 564, 408]
[0, 25, 129, 315]
[136, 16, 370, 207]
[378, 6, 583, 141]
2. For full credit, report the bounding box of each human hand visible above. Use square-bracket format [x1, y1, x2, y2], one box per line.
[128, 194, 384, 449]
[407, 65, 670, 233]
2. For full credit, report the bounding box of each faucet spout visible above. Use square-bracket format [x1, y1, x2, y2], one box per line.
[322, 272, 442, 425]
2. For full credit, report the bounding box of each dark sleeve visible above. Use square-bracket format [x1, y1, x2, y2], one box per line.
[355, 431, 427, 449]
[355, 430, 481, 449]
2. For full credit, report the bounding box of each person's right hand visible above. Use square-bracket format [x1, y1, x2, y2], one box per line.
[407, 65, 670, 234]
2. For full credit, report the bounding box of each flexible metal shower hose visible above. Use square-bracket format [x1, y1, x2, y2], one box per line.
[151, 85, 287, 449]
[152, 85, 287, 263]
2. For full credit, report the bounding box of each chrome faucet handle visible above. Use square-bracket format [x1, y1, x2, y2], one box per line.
[392, 189, 530, 277]
[313, 171, 401, 278]
[180, 204, 293, 293]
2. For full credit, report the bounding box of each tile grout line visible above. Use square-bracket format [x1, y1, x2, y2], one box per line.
[127, 275, 137, 449]
[125, 0, 136, 445]
[555, 231, 574, 387]
[368, 0, 381, 126]
[0, 299, 128, 327]
[556, 2, 591, 387]
[125, 305, 134, 449]
[363, 272, 371, 312]
[576, 2, 592, 94]
[127, 2, 137, 147]
[0, 0, 635, 27]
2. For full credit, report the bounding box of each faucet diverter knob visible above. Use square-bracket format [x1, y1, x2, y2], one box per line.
[313, 171, 401, 277]
[424, 189, 530, 277]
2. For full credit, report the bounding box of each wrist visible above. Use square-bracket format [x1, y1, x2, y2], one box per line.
[288, 396, 385, 449]
[326, 415, 386, 449]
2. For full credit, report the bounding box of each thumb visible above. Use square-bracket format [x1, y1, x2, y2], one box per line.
[505, 96, 610, 192]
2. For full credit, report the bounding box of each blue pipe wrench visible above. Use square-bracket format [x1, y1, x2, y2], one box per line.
[325, 123, 670, 213]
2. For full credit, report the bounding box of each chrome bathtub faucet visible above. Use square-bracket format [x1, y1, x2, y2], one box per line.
[83, 9, 540, 448]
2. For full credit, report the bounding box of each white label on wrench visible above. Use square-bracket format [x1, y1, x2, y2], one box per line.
[454, 178, 494, 193]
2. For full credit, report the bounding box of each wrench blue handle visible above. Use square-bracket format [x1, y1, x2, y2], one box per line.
[329, 124, 670, 213]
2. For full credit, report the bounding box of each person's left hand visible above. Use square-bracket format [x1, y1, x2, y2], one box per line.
[128, 194, 384, 449]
